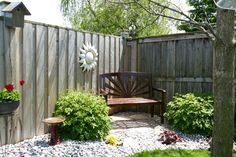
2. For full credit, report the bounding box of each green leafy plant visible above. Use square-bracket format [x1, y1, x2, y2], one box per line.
[54, 90, 111, 141]
[164, 93, 213, 135]
[0, 80, 25, 102]
[105, 134, 119, 146]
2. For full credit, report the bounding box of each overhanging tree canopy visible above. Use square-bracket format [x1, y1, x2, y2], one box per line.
[60, 0, 179, 37]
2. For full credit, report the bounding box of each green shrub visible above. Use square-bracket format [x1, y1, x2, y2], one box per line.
[54, 90, 111, 141]
[164, 93, 213, 135]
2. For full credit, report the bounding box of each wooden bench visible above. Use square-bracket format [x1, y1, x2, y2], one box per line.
[99, 72, 166, 124]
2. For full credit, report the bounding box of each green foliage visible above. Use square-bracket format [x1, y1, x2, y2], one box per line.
[164, 93, 213, 135]
[0, 89, 20, 102]
[60, 0, 175, 37]
[129, 149, 210, 157]
[54, 90, 111, 140]
[105, 134, 119, 146]
[178, 0, 216, 32]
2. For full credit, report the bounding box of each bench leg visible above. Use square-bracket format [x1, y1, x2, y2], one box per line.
[151, 105, 154, 117]
[160, 103, 164, 124]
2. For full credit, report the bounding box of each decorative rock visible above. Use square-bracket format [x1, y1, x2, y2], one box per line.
[123, 138, 139, 148]
[0, 113, 213, 157]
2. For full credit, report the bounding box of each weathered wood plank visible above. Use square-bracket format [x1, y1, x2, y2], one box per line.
[68, 30, 76, 89]
[185, 39, 194, 77]
[98, 35, 105, 75]
[76, 32, 84, 90]
[166, 41, 176, 78]
[119, 38, 124, 72]
[105, 36, 110, 73]
[84, 33, 92, 90]
[35, 25, 47, 135]
[0, 20, 4, 88]
[12, 28, 23, 143]
[58, 28, 68, 95]
[3, 24, 11, 83]
[203, 39, 213, 77]
[115, 37, 120, 72]
[92, 34, 98, 91]
[47, 27, 58, 117]
[22, 23, 36, 139]
[130, 40, 137, 71]
[176, 40, 186, 78]
[194, 39, 203, 77]
[110, 37, 115, 73]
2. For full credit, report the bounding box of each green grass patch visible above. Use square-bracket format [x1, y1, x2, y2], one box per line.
[129, 149, 210, 157]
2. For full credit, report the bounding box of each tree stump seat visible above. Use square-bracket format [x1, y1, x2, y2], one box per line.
[100, 72, 166, 124]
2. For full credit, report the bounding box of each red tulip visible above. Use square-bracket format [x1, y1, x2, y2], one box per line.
[20, 80, 25, 86]
[5, 84, 14, 92]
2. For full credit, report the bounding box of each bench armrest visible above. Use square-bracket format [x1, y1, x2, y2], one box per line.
[100, 89, 108, 102]
[152, 87, 166, 102]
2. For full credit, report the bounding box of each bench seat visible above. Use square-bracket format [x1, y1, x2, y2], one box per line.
[108, 97, 161, 106]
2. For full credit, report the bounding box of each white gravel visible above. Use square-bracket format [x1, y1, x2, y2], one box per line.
[0, 112, 210, 157]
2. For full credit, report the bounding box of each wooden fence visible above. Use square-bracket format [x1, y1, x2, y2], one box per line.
[126, 33, 213, 102]
[0, 19, 125, 145]
[0, 19, 216, 146]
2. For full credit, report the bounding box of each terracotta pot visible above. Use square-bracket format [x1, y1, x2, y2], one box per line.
[0, 101, 20, 115]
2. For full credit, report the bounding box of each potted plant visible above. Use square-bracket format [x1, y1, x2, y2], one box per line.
[0, 80, 25, 115]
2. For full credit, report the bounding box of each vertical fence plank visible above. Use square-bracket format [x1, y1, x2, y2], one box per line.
[22, 23, 36, 139]
[98, 35, 105, 75]
[115, 38, 120, 72]
[92, 34, 98, 91]
[119, 38, 124, 72]
[58, 29, 68, 96]
[76, 32, 84, 90]
[105, 36, 110, 73]
[166, 41, 175, 101]
[68, 30, 76, 90]
[12, 28, 23, 143]
[84, 33, 92, 90]
[47, 27, 58, 117]
[110, 37, 115, 73]
[0, 21, 4, 88]
[0, 20, 6, 145]
[35, 25, 47, 135]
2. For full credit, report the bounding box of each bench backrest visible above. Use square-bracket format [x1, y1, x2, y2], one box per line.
[100, 72, 152, 98]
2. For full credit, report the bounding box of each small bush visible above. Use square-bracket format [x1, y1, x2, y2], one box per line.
[54, 90, 111, 141]
[105, 134, 119, 146]
[164, 93, 213, 135]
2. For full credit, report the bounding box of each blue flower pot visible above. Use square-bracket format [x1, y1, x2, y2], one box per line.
[0, 101, 20, 115]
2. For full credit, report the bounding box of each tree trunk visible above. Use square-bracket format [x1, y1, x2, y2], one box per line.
[212, 8, 235, 157]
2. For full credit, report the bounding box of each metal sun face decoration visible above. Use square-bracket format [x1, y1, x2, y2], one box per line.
[79, 42, 98, 72]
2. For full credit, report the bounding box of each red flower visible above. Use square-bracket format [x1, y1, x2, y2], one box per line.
[19, 80, 25, 86]
[5, 84, 14, 92]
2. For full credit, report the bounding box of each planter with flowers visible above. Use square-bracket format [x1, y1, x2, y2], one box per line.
[0, 80, 25, 115]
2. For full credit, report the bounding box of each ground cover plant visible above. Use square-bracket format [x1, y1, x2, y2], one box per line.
[164, 93, 213, 136]
[159, 130, 182, 145]
[54, 90, 111, 140]
[129, 149, 210, 157]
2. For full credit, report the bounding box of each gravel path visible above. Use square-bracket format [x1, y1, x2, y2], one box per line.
[0, 112, 210, 157]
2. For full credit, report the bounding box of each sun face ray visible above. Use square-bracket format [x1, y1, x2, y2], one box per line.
[79, 42, 98, 72]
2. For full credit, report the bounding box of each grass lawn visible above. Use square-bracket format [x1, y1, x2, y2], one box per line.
[129, 149, 210, 157]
